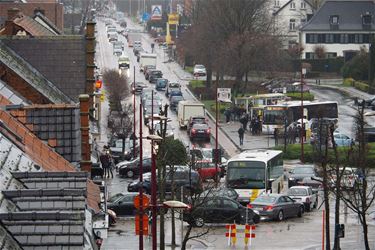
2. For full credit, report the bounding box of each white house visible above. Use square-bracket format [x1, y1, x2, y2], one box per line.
[271, 0, 314, 48]
[300, 0, 375, 59]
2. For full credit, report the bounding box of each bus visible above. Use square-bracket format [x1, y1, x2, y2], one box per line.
[262, 101, 338, 131]
[225, 149, 284, 204]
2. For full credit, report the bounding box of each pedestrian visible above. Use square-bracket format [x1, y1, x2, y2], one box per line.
[274, 128, 279, 146]
[99, 146, 113, 178]
[238, 126, 245, 146]
[224, 108, 231, 123]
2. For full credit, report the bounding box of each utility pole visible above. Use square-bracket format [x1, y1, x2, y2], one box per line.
[138, 103, 144, 250]
[300, 68, 305, 163]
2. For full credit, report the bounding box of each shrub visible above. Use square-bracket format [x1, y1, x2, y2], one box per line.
[189, 80, 206, 89]
[343, 78, 369, 92]
[341, 52, 369, 80]
[286, 92, 315, 101]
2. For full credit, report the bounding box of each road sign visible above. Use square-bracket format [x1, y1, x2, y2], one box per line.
[151, 5, 162, 20]
[168, 13, 179, 25]
[135, 214, 149, 235]
[217, 88, 232, 103]
[142, 12, 150, 22]
[134, 194, 150, 209]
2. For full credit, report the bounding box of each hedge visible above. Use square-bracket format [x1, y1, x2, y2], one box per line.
[286, 92, 315, 101]
[292, 57, 344, 74]
[343, 78, 369, 92]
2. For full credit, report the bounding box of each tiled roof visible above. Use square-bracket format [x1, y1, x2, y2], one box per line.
[301, 0, 375, 31]
[0, 79, 30, 105]
[0, 225, 23, 250]
[33, 12, 61, 35]
[0, 40, 74, 104]
[12, 14, 56, 36]
[1, 37, 87, 102]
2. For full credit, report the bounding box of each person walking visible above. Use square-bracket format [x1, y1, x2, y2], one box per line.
[274, 128, 279, 146]
[100, 146, 113, 178]
[238, 126, 245, 146]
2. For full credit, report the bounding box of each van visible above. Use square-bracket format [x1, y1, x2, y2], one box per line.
[118, 56, 130, 68]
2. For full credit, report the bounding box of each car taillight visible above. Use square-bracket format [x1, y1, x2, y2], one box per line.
[191, 129, 196, 133]
[264, 205, 274, 211]
[206, 129, 211, 133]
[247, 204, 253, 208]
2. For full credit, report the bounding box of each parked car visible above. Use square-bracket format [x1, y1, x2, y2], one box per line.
[169, 95, 184, 111]
[107, 193, 147, 216]
[193, 64, 207, 77]
[200, 187, 239, 201]
[333, 132, 354, 147]
[248, 194, 304, 221]
[155, 78, 168, 91]
[127, 167, 202, 195]
[109, 138, 139, 163]
[149, 70, 163, 83]
[118, 157, 152, 178]
[183, 196, 260, 227]
[287, 186, 318, 212]
[288, 165, 319, 188]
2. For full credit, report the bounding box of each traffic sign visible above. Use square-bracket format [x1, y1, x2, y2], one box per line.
[217, 88, 232, 103]
[142, 12, 150, 22]
[134, 194, 150, 209]
[135, 214, 149, 235]
[151, 5, 162, 20]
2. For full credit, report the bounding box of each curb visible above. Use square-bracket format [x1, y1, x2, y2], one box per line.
[310, 84, 372, 100]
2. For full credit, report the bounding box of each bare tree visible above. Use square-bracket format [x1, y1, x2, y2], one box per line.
[102, 69, 130, 112]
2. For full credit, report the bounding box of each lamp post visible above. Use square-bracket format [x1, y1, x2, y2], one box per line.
[138, 103, 144, 250]
[215, 79, 219, 187]
[133, 66, 136, 159]
[147, 134, 163, 250]
[300, 68, 306, 163]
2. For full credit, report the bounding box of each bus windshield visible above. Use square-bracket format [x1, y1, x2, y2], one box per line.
[227, 161, 266, 189]
[263, 109, 285, 125]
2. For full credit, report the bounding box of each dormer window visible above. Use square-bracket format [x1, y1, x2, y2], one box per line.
[290, 2, 296, 9]
[363, 14, 372, 26]
[330, 15, 339, 25]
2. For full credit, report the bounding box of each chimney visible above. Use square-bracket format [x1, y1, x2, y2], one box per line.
[85, 21, 96, 112]
[34, 7, 45, 16]
[7, 8, 20, 21]
[79, 94, 92, 173]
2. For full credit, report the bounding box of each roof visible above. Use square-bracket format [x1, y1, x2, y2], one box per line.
[301, 0, 375, 31]
[1, 37, 87, 102]
[273, 0, 313, 15]
[0, 79, 30, 105]
[12, 13, 57, 36]
[33, 12, 61, 35]
[0, 40, 74, 104]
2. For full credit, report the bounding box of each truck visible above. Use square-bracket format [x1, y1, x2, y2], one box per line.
[139, 53, 157, 71]
[127, 33, 141, 47]
[177, 101, 205, 129]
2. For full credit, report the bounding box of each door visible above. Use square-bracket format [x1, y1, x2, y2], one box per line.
[220, 198, 241, 223]
[284, 196, 299, 217]
[278, 196, 292, 218]
[116, 195, 135, 215]
[202, 198, 221, 223]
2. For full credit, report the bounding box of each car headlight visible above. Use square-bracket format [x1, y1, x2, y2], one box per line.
[253, 210, 260, 215]
[289, 177, 295, 181]
[145, 115, 149, 119]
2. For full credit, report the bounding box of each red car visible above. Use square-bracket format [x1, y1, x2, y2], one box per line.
[195, 161, 221, 181]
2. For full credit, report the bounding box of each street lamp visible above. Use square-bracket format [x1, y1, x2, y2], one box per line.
[147, 134, 163, 250]
[300, 68, 306, 163]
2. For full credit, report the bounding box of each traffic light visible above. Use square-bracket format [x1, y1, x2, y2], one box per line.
[95, 80, 102, 89]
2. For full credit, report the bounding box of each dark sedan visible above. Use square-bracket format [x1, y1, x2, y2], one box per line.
[149, 70, 163, 83]
[248, 194, 304, 221]
[118, 157, 152, 178]
[184, 196, 260, 227]
[169, 95, 184, 111]
[107, 193, 148, 216]
[189, 123, 211, 142]
[200, 187, 239, 201]
[288, 165, 319, 188]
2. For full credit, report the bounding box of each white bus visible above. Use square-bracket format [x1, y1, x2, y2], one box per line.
[225, 149, 284, 204]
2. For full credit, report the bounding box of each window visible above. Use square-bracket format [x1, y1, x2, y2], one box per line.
[363, 34, 370, 43]
[274, 0, 280, 7]
[289, 19, 296, 31]
[330, 15, 339, 25]
[318, 34, 326, 43]
[223, 199, 238, 209]
[290, 1, 296, 9]
[348, 34, 355, 43]
[301, 1, 306, 9]
[363, 14, 372, 25]
[333, 34, 340, 43]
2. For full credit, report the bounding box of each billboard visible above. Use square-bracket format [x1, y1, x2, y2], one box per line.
[217, 88, 232, 103]
[151, 5, 162, 20]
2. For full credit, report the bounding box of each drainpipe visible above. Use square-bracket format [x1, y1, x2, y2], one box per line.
[79, 94, 92, 173]
[85, 21, 96, 115]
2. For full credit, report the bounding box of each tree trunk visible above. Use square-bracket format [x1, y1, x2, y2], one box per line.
[159, 164, 166, 250]
[181, 225, 193, 250]
[171, 166, 176, 246]
[206, 67, 212, 89]
[333, 182, 340, 250]
[361, 179, 370, 250]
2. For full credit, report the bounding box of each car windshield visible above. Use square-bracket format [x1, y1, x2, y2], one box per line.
[287, 188, 308, 196]
[171, 96, 183, 102]
[201, 149, 212, 159]
[157, 79, 168, 84]
[169, 83, 180, 88]
[195, 65, 205, 69]
[253, 195, 277, 204]
[145, 105, 160, 114]
[293, 167, 314, 174]
[227, 161, 266, 189]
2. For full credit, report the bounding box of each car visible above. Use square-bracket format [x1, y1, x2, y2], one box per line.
[143, 99, 161, 111]
[127, 167, 202, 195]
[107, 193, 149, 216]
[187, 116, 207, 134]
[109, 138, 139, 164]
[288, 164, 319, 188]
[200, 147, 228, 165]
[169, 95, 184, 111]
[287, 186, 318, 212]
[131, 82, 147, 94]
[154, 122, 174, 139]
[199, 187, 239, 201]
[113, 44, 123, 56]
[297, 176, 323, 192]
[118, 157, 152, 178]
[168, 90, 183, 101]
[143, 105, 161, 125]
[143, 65, 156, 75]
[118, 56, 130, 69]
[183, 196, 260, 227]
[330, 167, 359, 189]
[149, 70, 163, 84]
[108, 33, 118, 42]
[165, 82, 181, 97]
[112, 40, 124, 50]
[193, 64, 206, 77]
[333, 132, 354, 147]
[155, 78, 168, 91]
[248, 194, 304, 221]
[189, 123, 211, 142]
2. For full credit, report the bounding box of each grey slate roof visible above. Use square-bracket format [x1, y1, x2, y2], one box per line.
[0, 79, 30, 105]
[1, 36, 87, 102]
[0, 40, 74, 104]
[301, 0, 375, 31]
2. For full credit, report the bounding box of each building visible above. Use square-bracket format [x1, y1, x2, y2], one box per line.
[271, 0, 314, 48]
[300, 0, 375, 59]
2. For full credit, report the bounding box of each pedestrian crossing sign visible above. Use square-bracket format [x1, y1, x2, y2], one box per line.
[151, 5, 162, 20]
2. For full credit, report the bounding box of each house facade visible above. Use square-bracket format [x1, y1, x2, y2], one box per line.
[272, 0, 314, 48]
[300, 0, 375, 59]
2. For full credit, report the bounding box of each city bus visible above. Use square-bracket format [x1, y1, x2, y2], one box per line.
[262, 101, 338, 132]
[235, 93, 288, 118]
[225, 149, 284, 204]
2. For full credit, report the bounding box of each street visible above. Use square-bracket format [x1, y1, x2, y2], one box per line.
[95, 15, 375, 250]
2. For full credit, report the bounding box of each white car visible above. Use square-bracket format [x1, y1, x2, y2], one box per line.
[287, 186, 318, 212]
[193, 64, 206, 77]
